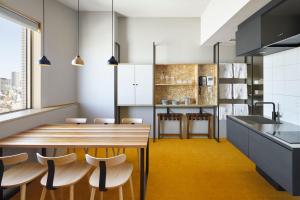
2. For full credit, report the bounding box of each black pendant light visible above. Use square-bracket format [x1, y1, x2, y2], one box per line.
[108, 0, 118, 66]
[39, 0, 51, 67]
[72, 0, 85, 67]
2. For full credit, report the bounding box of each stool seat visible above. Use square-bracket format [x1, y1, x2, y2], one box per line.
[186, 113, 211, 120]
[158, 113, 183, 120]
[158, 113, 183, 139]
[186, 113, 212, 139]
[2, 162, 46, 187]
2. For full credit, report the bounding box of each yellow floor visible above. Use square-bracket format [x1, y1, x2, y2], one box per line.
[12, 139, 300, 200]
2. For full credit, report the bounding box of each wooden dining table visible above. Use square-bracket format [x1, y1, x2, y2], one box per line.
[0, 124, 151, 200]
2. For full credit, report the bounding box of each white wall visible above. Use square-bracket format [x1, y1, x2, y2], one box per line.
[264, 47, 300, 125]
[200, 0, 249, 45]
[119, 17, 212, 64]
[0, 1, 79, 155]
[118, 17, 241, 138]
[78, 12, 116, 122]
[0, 0, 78, 107]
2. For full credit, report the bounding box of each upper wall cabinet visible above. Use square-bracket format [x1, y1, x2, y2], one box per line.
[236, 0, 300, 56]
[118, 64, 153, 106]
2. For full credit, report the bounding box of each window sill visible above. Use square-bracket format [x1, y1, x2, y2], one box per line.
[0, 103, 78, 124]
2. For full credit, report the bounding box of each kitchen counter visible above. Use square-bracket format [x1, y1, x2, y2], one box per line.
[227, 116, 300, 195]
[228, 115, 300, 150]
[156, 104, 217, 108]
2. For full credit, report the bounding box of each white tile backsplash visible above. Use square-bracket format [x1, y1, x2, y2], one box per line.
[283, 64, 300, 81]
[264, 47, 300, 125]
[264, 80, 273, 95]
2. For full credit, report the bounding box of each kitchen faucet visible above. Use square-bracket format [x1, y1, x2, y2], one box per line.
[254, 102, 279, 122]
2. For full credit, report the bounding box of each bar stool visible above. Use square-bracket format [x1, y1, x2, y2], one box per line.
[186, 113, 212, 139]
[158, 113, 183, 139]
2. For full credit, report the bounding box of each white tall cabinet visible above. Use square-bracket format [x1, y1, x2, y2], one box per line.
[118, 64, 153, 106]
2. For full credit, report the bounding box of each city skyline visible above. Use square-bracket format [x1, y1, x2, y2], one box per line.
[0, 16, 27, 113]
[0, 17, 23, 79]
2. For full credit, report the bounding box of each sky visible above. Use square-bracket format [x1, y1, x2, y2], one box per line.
[0, 17, 23, 79]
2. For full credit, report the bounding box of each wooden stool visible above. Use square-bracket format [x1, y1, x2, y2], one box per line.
[158, 113, 183, 139]
[186, 113, 212, 139]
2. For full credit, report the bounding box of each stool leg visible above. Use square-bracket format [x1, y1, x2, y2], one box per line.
[100, 192, 104, 200]
[20, 184, 26, 200]
[158, 117, 161, 139]
[104, 148, 108, 157]
[50, 190, 56, 200]
[90, 188, 96, 200]
[40, 187, 47, 200]
[119, 186, 123, 200]
[70, 185, 74, 200]
[129, 176, 135, 200]
[179, 118, 182, 139]
[187, 119, 190, 139]
[208, 117, 211, 139]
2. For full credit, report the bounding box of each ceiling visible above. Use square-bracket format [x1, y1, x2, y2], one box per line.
[57, 0, 211, 17]
[202, 0, 271, 46]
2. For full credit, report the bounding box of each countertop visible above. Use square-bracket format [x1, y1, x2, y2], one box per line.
[228, 115, 300, 150]
[156, 104, 217, 108]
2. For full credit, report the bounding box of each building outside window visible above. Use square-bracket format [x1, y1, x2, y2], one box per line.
[0, 16, 31, 114]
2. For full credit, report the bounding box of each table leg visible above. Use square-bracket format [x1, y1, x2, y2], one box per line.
[42, 148, 47, 156]
[140, 148, 145, 200]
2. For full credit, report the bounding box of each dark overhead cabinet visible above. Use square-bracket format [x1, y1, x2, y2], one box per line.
[236, 0, 300, 56]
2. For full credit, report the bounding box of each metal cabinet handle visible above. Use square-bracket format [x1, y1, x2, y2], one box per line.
[277, 33, 284, 37]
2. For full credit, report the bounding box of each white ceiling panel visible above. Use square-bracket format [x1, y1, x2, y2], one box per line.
[57, 0, 211, 17]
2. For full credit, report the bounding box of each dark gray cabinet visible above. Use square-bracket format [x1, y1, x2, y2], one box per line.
[249, 131, 293, 193]
[227, 118, 249, 156]
[227, 117, 300, 195]
[236, 15, 261, 56]
[261, 0, 300, 47]
[236, 0, 300, 56]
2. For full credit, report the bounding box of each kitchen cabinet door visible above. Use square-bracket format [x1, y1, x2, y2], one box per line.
[118, 64, 135, 105]
[249, 132, 293, 193]
[227, 118, 249, 156]
[134, 65, 153, 105]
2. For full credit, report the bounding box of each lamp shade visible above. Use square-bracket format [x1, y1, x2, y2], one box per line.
[39, 55, 51, 67]
[108, 56, 118, 66]
[72, 55, 84, 66]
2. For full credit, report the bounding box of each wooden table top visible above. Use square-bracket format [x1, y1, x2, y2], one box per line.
[0, 124, 151, 148]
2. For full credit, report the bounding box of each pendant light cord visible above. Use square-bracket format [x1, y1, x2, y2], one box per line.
[77, 0, 80, 56]
[42, 0, 45, 55]
[112, 0, 114, 56]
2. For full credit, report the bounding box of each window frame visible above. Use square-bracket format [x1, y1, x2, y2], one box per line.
[0, 24, 32, 115]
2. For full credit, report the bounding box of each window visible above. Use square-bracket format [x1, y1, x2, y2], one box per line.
[0, 16, 31, 114]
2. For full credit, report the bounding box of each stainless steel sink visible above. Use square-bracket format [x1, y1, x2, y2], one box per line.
[235, 116, 282, 124]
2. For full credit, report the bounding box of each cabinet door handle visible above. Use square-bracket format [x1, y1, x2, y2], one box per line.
[277, 33, 284, 37]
